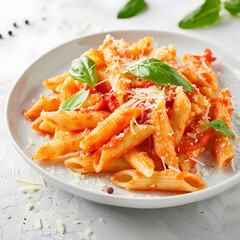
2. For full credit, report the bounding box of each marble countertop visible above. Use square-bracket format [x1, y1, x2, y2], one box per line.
[1, 0, 240, 239]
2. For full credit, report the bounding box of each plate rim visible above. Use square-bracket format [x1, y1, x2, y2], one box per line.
[5, 29, 240, 209]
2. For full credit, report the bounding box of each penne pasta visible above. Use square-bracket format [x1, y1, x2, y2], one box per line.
[33, 130, 90, 160]
[24, 96, 60, 120]
[42, 73, 70, 91]
[31, 117, 44, 132]
[185, 86, 210, 118]
[39, 121, 55, 135]
[80, 108, 142, 151]
[39, 151, 81, 165]
[111, 169, 207, 192]
[181, 53, 219, 92]
[83, 49, 106, 68]
[124, 36, 153, 59]
[93, 124, 155, 172]
[148, 44, 177, 63]
[211, 89, 234, 168]
[151, 97, 180, 170]
[41, 110, 110, 131]
[54, 130, 76, 140]
[64, 155, 131, 174]
[123, 148, 155, 177]
[58, 76, 79, 103]
[171, 88, 191, 145]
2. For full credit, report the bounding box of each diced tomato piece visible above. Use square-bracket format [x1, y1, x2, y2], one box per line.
[104, 92, 119, 112]
[176, 129, 213, 154]
[202, 49, 216, 63]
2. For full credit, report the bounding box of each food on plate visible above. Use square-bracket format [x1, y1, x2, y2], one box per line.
[23, 35, 235, 193]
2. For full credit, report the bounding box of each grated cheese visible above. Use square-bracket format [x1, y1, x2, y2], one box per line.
[187, 133, 196, 139]
[15, 177, 42, 186]
[133, 117, 141, 130]
[85, 228, 93, 236]
[26, 202, 34, 211]
[189, 157, 205, 166]
[57, 219, 65, 234]
[130, 119, 136, 135]
[97, 182, 106, 191]
[35, 218, 42, 229]
[72, 22, 88, 36]
[19, 186, 39, 192]
[168, 166, 181, 173]
[97, 26, 104, 33]
[39, 175, 47, 187]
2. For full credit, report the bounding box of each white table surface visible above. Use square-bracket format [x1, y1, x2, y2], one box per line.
[1, 0, 240, 239]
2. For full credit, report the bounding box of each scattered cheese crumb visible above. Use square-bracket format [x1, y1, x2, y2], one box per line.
[19, 186, 39, 192]
[85, 228, 93, 237]
[39, 4, 45, 10]
[26, 202, 34, 211]
[97, 182, 106, 191]
[57, 219, 65, 234]
[75, 220, 82, 225]
[35, 217, 42, 229]
[72, 22, 88, 36]
[97, 26, 104, 32]
[98, 218, 104, 224]
[187, 132, 196, 139]
[28, 137, 35, 146]
[15, 177, 42, 186]
[39, 175, 47, 187]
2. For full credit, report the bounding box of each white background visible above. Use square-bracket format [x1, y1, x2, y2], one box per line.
[1, 0, 240, 239]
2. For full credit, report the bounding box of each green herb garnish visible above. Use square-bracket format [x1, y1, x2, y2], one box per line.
[128, 58, 194, 92]
[117, 0, 147, 19]
[203, 119, 235, 138]
[178, 0, 221, 29]
[60, 90, 89, 112]
[69, 56, 97, 88]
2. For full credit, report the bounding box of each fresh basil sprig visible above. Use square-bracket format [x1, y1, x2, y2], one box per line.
[128, 59, 194, 92]
[117, 0, 147, 19]
[224, 0, 240, 15]
[69, 56, 97, 89]
[178, 0, 221, 29]
[203, 119, 235, 138]
[60, 90, 89, 112]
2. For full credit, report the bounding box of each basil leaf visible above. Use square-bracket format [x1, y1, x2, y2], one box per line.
[60, 90, 89, 112]
[128, 59, 194, 92]
[69, 56, 97, 88]
[203, 120, 235, 138]
[178, 0, 221, 29]
[117, 0, 147, 19]
[224, 0, 240, 15]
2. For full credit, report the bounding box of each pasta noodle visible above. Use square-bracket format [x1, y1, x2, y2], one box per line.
[111, 169, 207, 192]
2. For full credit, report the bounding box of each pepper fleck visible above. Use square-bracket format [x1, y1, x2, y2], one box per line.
[107, 187, 114, 194]
[25, 20, 29, 25]
[8, 31, 12, 36]
[13, 22, 17, 28]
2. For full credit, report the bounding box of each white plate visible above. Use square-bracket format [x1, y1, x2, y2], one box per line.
[6, 30, 240, 209]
